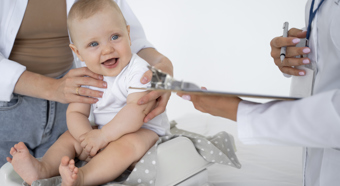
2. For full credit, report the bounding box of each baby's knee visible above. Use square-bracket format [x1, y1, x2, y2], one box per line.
[121, 130, 158, 159]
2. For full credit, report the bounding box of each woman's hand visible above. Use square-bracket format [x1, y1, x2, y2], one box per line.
[52, 67, 107, 104]
[137, 48, 173, 122]
[177, 87, 242, 121]
[138, 69, 171, 122]
[270, 28, 311, 76]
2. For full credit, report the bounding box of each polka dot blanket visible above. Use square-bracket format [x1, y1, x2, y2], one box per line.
[26, 121, 241, 186]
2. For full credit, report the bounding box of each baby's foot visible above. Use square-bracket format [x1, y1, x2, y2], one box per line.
[6, 142, 43, 185]
[59, 156, 79, 186]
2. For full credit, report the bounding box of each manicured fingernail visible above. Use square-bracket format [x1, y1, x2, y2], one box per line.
[182, 95, 191, 101]
[141, 77, 148, 84]
[292, 38, 300, 44]
[145, 118, 149, 123]
[299, 71, 305, 76]
[99, 75, 103, 80]
[303, 48, 311, 54]
[99, 92, 103, 97]
[103, 82, 107, 87]
[303, 59, 310, 64]
[139, 100, 144, 104]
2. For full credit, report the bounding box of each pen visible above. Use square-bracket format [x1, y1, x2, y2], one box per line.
[280, 22, 289, 63]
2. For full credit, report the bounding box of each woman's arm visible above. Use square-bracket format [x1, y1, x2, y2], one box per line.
[13, 68, 105, 104]
[115, 0, 174, 122]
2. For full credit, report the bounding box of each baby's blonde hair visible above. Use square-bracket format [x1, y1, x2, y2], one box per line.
[67, 0, 126, 42]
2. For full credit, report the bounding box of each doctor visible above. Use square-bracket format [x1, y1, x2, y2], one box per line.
[0, 0, 172, 166]
[178, 0, 340, 185]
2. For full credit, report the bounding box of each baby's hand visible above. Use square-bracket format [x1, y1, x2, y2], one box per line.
[79, 129, 108, 156]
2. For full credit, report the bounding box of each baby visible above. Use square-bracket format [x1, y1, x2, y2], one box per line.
[7, 0, 169, 185]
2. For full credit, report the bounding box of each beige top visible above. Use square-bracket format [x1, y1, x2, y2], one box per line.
[9, 0, 73, 78]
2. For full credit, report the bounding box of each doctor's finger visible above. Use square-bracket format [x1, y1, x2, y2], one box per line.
[275, 57, 310, 67]
[270, 36, 301, 50]
[271, 46, 310, 60]
[279, 66, 306, 76]
[285, 47, 311, 58]
[288, 28, 306, 38]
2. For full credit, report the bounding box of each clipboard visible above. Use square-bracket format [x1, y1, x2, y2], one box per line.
[130, 66, 301, 101]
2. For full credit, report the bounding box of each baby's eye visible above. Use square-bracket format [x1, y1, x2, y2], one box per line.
[111, 35, 119, 40]
[89, 42, 98, 47]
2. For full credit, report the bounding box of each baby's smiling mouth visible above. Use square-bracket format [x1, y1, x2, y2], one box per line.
[101, 58, 118, 67]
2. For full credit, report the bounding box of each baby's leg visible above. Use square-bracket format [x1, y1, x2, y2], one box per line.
[7, 131, 83, 185]
[60, 128, 158, 186]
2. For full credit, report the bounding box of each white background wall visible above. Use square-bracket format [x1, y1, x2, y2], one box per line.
[126, 0, 307, 120]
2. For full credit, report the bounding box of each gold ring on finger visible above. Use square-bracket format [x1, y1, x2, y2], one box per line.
[76, 87, 80, 95]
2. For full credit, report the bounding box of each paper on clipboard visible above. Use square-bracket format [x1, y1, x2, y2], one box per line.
[129, 66, 301, 101]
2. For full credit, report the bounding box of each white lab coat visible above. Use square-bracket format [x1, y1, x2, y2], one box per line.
[0, 0, 153, 102]
[237, 0, 340, 185]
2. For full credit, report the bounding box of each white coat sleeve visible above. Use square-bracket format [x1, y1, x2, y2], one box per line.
[237, 89, 340, 148]
[0, 52, 26, 102]
[115, 0, 154, 54]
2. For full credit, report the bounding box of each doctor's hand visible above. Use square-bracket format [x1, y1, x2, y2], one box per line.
[270, 28, 311, 76]
[53, 67, 106, 104]
[79, 129, 108, 157]
[177, 87, 242, 121]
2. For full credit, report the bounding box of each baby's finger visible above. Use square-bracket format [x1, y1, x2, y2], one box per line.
[85, 145, 92, 154]
[90, 147, 98, 157]
[80, 140, 87, 148]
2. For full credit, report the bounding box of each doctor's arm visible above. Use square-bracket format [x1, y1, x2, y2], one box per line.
[178, 89, 340, 148]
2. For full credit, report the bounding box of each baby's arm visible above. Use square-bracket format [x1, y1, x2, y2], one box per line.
[66, 102, 93, 141]
[79, 91, 155, 155]
[103, 91, 155, 140]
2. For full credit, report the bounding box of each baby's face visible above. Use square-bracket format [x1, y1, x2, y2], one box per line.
[70, 7, 131, 76]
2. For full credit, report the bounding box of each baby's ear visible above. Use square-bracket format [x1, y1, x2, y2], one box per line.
[69, 44, 84, 61]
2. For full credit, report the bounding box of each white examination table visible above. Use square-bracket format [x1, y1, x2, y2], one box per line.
[0, 136, 214, 186]
[0, 113, 302, 186]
